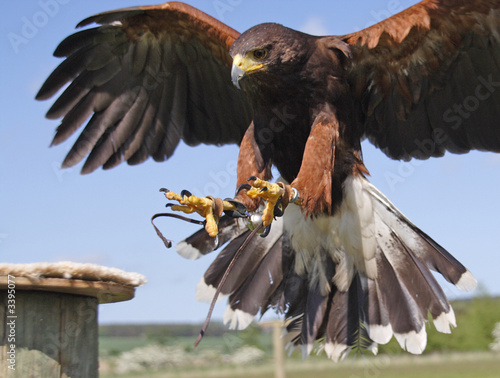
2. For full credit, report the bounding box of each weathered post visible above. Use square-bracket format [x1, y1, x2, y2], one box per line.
[0, 262, 146, 378]
[260, 320, 286, 378]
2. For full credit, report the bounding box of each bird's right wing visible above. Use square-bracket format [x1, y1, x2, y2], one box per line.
[37, 2, 253, 174]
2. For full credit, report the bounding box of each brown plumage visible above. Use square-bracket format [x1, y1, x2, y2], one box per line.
[37, 2, 252, 173]
[344, 0, 500, 160]
[38, 1, 500, 360]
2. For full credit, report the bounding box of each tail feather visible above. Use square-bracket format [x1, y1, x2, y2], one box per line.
[195, 217, 283, 303]
[324, 285, 353, 361]
[281, 239, 308, 319]
[375, 250, 427, 353]
[223, 238, 283, 329]
[363, 273, 393, 344]
[176, 176, 477, 360]
[302, 257, 334, 354]
[368, 183, 476, 289]
[374, 222, 452, 323]
[193, 230, 258, 304]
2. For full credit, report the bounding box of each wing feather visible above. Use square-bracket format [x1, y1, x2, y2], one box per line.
[37, 2, 252, 173]
[343, 0, 500, 160]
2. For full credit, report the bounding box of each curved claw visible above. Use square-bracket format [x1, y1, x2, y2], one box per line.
[159, 188, 168, 193]
[260, 224, 272, 238]
[181, 189, 193, 197]
[223, 199, 248, 218]
[273, 197, 284, 217]
[242, 178, 286, 226]
[235, 183, 252, 195]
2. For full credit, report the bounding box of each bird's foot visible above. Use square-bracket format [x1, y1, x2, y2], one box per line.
[160, 189, 247, 237]
[237, 177, 299, 228]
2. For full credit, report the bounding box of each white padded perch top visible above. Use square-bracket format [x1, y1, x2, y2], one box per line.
[0, 262, 147, 377]
[0, 261, 147, 303]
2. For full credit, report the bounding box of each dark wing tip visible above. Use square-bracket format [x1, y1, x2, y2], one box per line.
[35, 86, 50, 101]
[76, 8, 145, 28]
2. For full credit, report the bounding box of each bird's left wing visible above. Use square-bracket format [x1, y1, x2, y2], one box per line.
[37, 2, 252, 174]
[342, 0, 500, 161]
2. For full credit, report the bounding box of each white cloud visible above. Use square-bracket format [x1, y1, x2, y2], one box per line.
[299, 16, 329, 36]
[52, 253, 110, 265]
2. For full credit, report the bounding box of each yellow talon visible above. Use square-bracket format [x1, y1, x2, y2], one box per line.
[162, 190, 238, 237]
[245, 178, 286, 227]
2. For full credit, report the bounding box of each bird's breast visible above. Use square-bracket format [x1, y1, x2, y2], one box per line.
[253, 103, 312, 183]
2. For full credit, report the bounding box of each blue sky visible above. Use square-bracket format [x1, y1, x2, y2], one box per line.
[1, 0, 499, 325]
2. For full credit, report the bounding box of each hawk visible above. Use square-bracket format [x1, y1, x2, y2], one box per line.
[37, 1, 500, 360]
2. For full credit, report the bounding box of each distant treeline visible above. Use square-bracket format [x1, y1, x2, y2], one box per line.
[381, 295, 499, 354]
[99, 321, 231, 338]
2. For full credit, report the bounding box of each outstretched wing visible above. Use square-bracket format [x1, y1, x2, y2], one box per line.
[343, 0, 500, 160]
[37, 2, 252, 174]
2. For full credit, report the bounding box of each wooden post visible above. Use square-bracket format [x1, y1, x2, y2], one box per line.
[0, 263, 145, 378]
[260, 320, 286, 378]
[272, 321, 286, 378]
[1, 290, 98, 377]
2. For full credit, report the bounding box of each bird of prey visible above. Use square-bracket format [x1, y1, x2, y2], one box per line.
[37, 1, 500, 360]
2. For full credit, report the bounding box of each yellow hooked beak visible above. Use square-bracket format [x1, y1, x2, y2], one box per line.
[231, 54, 265, 89]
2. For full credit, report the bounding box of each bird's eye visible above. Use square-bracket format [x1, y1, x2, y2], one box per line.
[252, 48, 268, 60]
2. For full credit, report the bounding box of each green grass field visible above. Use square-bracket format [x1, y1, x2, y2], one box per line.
[100, 351, 500, 378]
[99, 334, 253, 356]
[99, 336, 150, 356]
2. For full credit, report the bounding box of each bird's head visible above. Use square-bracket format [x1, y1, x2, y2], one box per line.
[230, 23, 315, 92]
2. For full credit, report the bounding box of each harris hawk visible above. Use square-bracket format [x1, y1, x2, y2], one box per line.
[37, 1, 500, 360]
